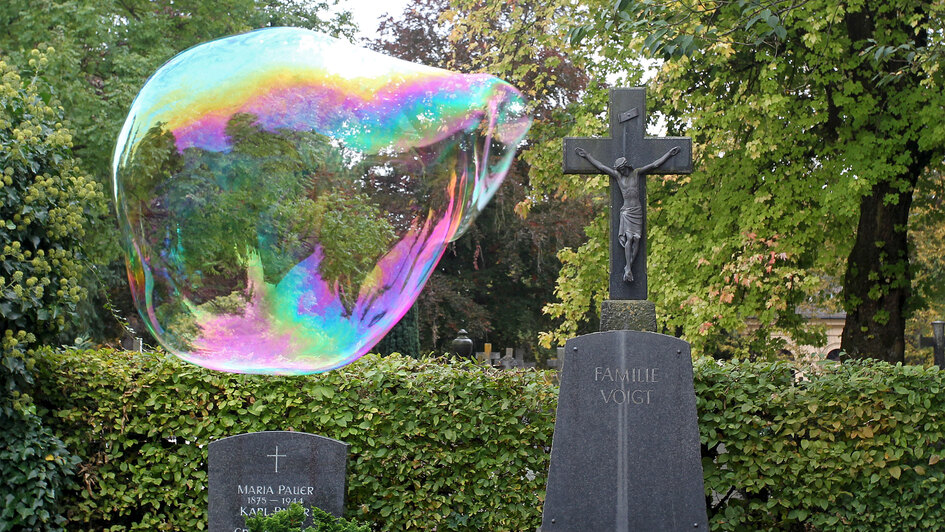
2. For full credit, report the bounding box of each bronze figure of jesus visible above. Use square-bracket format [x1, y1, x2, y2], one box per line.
[575, 146, 680, 283]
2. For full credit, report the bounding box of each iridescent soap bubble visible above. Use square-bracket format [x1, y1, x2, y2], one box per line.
[113, 27, 530, 374]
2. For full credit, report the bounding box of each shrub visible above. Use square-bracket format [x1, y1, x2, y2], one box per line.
[245, 503, 369, 532]
[0, 51, 99, 532]
[698, 358, 945, 531]
[0, 50, 105, 352]
[0, 348, 79, 532]
[28, 349, 945, 531]
[32, 351, 555, 531]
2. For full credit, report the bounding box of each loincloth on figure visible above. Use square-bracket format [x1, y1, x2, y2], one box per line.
[617, 205, 643, 247]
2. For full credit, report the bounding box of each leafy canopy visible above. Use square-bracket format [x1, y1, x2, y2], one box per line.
[369, 0, 596, 353]
[503, 0, 945, 359]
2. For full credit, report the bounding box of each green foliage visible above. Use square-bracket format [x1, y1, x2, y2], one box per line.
[415, 179, 592, 353]
[31, 350, 557, 531]
[245, 503, 369, 532]
[0, 374, 78, 531]
[1, 339, 79, 531]
[904, 171, 945, 364]
[698, 358, 945, 531]
[0, 0, 355, 186]
[28, 348, 945, 531]
[508, 0, 945, 360]
[0, 51, 105, 351]
[374, 305, 420, 358]
[0, 51, 94, 529]
[372, 0, 595, 353]
[538, 211, 607, 348]
[0, 0, 356, 342]
[122, 117, 398, 331]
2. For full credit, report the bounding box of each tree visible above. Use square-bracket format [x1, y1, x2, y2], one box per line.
[0, 0, 355, 342]
[421, 1, 663, 352]
[0, 50, 106, 351]
[0, 0, 354, 185]
[546, 0, 945, 362]
[367, 0, 595, 355]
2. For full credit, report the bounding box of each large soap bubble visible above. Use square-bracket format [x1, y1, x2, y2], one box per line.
[113, 28, 530, 374]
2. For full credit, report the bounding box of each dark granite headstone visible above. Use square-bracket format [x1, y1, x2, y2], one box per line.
[541, 330, 707, 531]
[208, 431, 348, 532]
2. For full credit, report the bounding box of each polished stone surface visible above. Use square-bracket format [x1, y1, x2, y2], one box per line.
[208, 431, 348, 531]
[541, 330, 707, 531]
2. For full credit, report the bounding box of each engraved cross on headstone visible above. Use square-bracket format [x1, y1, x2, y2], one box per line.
[563, 88, 692, 300]
[267, 446, 286, 473]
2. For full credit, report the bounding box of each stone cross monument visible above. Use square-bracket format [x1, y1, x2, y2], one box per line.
[540, 87, 707, 532]
[563, 87, 692, 331]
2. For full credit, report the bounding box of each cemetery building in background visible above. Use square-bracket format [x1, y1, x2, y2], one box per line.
[746, 311, 845, 360]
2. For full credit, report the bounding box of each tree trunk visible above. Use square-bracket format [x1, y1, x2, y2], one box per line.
[839, 7, 933, 363]
[840, 175, 917, 363]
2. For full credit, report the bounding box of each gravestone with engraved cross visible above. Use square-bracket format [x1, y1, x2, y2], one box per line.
[563, 87, 692, 305]
[208, 431, 348, 532]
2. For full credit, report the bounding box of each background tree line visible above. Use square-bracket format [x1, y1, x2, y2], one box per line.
[1, 0, 598, 361]
[0, 0, 358, 344]
[440, 0, 945, 363]
[2, 0, 944, 363]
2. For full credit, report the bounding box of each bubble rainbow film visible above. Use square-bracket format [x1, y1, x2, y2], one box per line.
[113, 27, 531, 374]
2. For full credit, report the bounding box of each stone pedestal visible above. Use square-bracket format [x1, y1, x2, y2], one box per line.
[599, 300, 656, 333]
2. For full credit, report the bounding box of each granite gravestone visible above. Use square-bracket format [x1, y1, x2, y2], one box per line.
[540, 331, 708, 531]
[208, 431, 348, 532]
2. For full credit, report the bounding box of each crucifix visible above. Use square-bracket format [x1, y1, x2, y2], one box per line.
[563, 87, 692, 301]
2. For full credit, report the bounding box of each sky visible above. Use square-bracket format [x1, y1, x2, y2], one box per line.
[340, 0, 413, 39]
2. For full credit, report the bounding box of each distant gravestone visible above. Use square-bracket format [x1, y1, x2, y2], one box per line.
[540, 331, 707, 531]
[208, 431, 348, 532]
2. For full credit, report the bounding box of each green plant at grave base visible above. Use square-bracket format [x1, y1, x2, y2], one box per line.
[28, 347, 945, 531]
[244, 503, 370, 532]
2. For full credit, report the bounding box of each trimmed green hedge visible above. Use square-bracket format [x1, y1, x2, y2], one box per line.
[25, 350, 945, 531]
[31, 350, 555, 531]
[698, 359, 945, 531]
